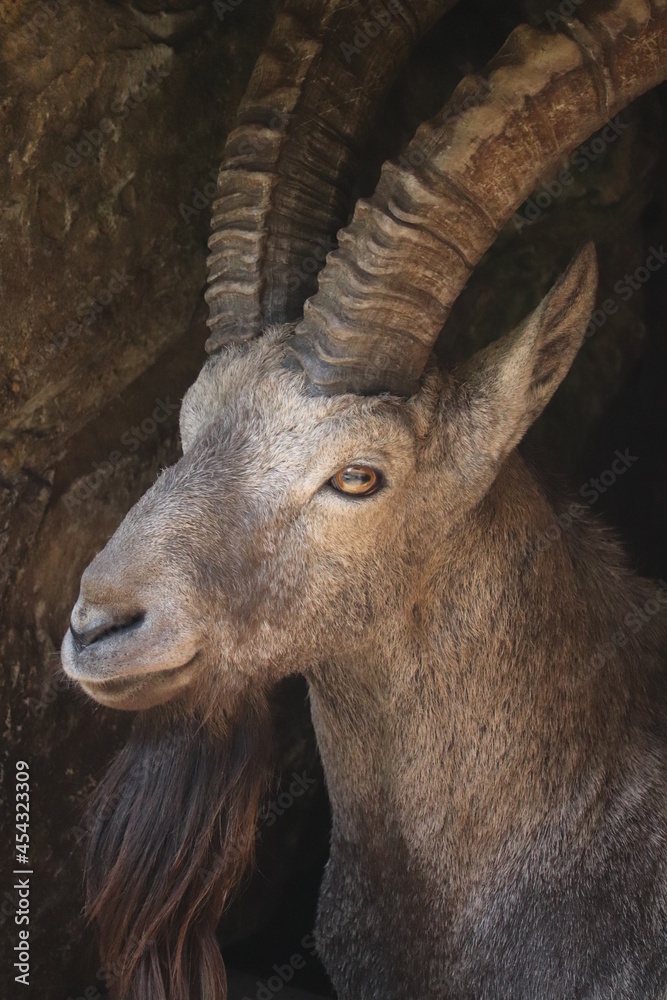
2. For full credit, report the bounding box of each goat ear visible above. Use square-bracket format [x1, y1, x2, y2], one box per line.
[452, 243, 597, 468]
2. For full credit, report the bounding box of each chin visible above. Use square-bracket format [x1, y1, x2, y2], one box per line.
[77, 655, 200, 711]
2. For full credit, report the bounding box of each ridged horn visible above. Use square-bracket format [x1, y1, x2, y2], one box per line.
[205, 0, 461, 353]
[288, 0, 667, 395]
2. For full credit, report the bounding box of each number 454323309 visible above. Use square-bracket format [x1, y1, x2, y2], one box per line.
[15, 761, 30, 867]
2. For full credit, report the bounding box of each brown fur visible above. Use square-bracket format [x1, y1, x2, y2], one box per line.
[85, 690, 271, 1000]
[62, 255, 667, 998]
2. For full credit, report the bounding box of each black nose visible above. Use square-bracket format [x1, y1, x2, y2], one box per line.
[70, 612, 144, 650]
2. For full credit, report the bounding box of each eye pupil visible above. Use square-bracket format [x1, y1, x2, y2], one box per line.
[331, 465, 381, 496]
[342, 470, 371, 486]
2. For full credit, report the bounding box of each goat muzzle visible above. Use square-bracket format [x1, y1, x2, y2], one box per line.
[62, 587, 201, 710]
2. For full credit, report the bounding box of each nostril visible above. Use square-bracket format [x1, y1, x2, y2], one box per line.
[70, 612, 145, 650]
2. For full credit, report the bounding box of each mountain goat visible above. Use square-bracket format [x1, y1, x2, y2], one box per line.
[61, 0, 667, 997]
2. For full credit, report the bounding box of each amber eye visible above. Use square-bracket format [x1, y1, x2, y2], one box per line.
[330, 465, 382, 497]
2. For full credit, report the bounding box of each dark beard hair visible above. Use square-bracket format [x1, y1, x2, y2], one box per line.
[85, 688, 272, 1000]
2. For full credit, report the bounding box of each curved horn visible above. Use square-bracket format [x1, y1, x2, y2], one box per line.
[288, 0, 667, 395]
[205, 0, 460, 352]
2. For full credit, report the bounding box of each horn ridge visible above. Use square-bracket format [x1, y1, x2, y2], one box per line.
[205, 0, 463, 353]
[289, 0, 667, 395]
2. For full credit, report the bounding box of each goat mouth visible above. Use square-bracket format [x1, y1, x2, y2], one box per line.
[78, 653, 200, 710]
